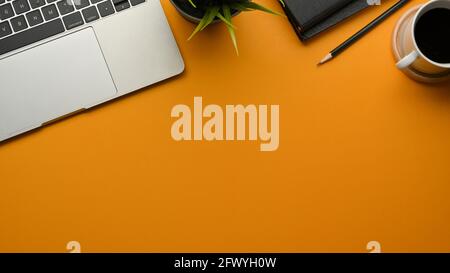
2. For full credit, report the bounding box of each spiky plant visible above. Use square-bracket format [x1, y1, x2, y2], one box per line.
[187, 0, 285, 54]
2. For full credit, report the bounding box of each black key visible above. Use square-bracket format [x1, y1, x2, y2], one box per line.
[129, 0, 144, 6]
[0, 19, 64, 55]
[74, 0, 89, 9]
[12, 0, 30, 14]
[62, 11, 83, 29]
[47, 0, 57, 3]
[0, 3, 14, 20]
[0, 21, 12, 38]
[113, 0, 129, 12]
[28, 0, 45, 9]
[97, 0, 114, 17]
[56, 0, 74, 15]
[42, 4, 59, 20]
[81, 6, 98, 23]
[10, 15, 28, 31]
[26, 9, 43, 26]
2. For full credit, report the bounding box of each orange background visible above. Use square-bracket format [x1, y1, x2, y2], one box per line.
[1, 0, 449, 253]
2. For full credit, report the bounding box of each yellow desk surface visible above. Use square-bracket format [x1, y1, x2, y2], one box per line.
[1, 0, 449, 253]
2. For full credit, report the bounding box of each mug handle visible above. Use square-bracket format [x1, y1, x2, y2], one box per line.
[396, 50, 419, 69]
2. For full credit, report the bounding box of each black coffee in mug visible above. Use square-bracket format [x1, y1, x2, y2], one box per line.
[414, 8, 450, 64]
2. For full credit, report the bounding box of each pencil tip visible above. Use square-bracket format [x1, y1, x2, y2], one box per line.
[318, 53, 333, 66]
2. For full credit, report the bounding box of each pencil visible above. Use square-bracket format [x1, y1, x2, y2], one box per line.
[318, 0, 409, 65]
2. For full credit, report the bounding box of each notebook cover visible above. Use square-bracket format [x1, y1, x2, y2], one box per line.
[282, 0, 370, 42]
[282, 0, 355, 32]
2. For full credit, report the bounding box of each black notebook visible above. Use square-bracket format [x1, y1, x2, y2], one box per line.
[282, 0, 370, 41]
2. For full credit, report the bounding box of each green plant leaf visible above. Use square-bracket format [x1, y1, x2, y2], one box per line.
[222, 5, 238, 55]
[186, 0, 286, 54]
[200, 6, 220, 31]
[229, 2, 252, 12]
[216, 12, 235, 29]
[235, 1, 286, 17]
[188, 6, 220, 40]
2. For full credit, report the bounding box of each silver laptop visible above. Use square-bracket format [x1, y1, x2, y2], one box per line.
[0, 0, 184, 142]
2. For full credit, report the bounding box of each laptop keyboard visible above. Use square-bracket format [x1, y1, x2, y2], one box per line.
[0, 0, 146, 55]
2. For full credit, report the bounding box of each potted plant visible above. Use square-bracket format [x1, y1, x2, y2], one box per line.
[170, 0, 285, 54]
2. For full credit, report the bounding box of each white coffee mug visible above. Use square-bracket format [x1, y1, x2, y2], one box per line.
[396, 0, 450, 75]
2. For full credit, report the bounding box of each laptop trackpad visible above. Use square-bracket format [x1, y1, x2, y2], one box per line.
[0, 28, 117, 139]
